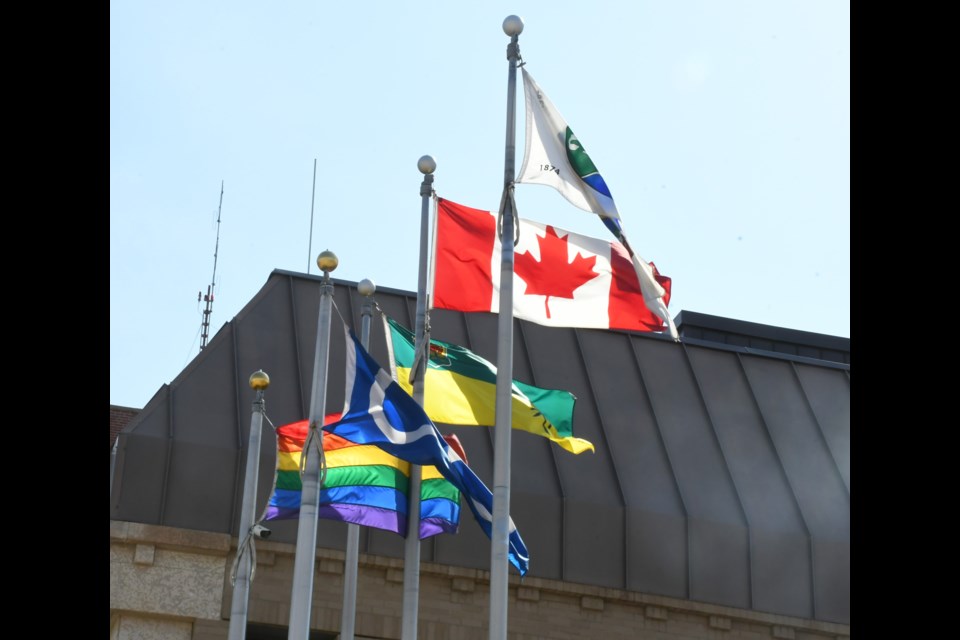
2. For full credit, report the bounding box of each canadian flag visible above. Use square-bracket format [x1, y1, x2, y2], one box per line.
[431, 198, 671, 333]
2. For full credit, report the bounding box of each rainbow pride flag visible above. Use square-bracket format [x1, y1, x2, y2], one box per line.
[262, 415, 462, 539]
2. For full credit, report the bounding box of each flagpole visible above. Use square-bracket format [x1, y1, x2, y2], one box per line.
[490, 15, 523, 640]
[227, 370, 271, 640]
[339, 278, 376, 640]
[400, 154, 435, 640]
[287, 251, 339, 640]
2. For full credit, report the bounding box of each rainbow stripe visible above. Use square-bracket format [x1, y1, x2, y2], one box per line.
[262, 417, 460, 538]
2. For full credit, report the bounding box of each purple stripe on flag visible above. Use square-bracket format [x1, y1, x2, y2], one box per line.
[319, 504, 406, 536]
[420, 517, 459, 539]
[263, 503, 406, 536]
[263, 505, 300, 520]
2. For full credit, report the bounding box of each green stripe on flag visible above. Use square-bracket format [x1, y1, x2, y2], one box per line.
[421, 477, 460, 502]
[386, 315, 592, 454]
[277, 465, 410, 493]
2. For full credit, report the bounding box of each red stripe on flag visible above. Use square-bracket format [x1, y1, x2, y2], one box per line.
[276, 419, 309, 442]
[607, 243, 672, 332]
[433, 199, 496, 312]
[276, 413, 345, 451]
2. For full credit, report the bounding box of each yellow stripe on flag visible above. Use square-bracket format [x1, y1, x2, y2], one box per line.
[278, 446, 412, 473]
[421, 466, 445, 481]
[395, 365, 594, 454]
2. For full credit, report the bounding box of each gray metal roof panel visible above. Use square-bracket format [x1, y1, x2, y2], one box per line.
[793, 364, 851, 492]
[632, 339, 745, 524]
[111, 270, 850, 624]
[684, 345, 808, 533]
[577, 330, 686, 515]
[739, 356, 850, 538]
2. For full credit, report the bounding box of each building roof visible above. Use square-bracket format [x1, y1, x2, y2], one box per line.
[110, 268, 849, 624]
[110, 405, 140, 449]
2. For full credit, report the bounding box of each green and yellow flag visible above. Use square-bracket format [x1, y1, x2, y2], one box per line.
[384, 315, 594, 455]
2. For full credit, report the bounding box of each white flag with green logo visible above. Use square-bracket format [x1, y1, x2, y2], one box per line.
[516, 67, 620, 220]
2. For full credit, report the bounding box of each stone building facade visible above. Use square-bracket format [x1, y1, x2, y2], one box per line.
[110, 519, 850, 640]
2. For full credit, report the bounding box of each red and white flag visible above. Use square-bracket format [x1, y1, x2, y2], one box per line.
[431, 198, 672, 334]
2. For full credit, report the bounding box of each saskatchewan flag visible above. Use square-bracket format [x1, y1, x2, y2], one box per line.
[384, 315, 594, 455]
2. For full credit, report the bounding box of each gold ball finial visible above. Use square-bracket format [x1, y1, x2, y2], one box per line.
[249, 370, 270, 390]
[317, 250, 339, 272]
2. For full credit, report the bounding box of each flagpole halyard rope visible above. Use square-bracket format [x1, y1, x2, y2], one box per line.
[496, 189, 507, 240]
[299, 430, 311, 477]
[330, 298, 346, 328]
[300, 423, 328, 489]
[408, 310, 433, 386]
[318, 431, 327, 489]
[262, 412, 277, 431]
[496, 183, 520, 246]
[231, 405, 275, 586]
[508, 185, 520, 245]
[230, 527, 258, 586]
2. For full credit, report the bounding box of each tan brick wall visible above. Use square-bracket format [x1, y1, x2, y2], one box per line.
[110, 613, 193, 640]
[112, 521, 851, 640]
[110, 521, 231, 640]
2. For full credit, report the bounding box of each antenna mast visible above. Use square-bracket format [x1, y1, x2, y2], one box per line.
[199, 180, 224, 351]
[307, 158, 317, 275]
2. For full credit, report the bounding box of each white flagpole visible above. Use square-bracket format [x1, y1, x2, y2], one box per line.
[227, 370, 271, 640]
[490, 15, 523, 640]
[287, 251, 339, 640]
[339, 278, 376, 640]
[400, 154, 436, 640]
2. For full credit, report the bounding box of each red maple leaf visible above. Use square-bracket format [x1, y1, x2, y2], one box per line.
[515, 226, 598, 318]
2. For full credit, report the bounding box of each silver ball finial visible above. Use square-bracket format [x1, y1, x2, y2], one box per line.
[503, 15, 524, 36]
[358, 278, 376, 297]
[417, 155, 436, 175]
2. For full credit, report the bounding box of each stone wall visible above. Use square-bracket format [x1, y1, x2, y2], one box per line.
[110, 521, 851, 640]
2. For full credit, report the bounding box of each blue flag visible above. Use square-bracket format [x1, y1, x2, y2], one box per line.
[324, 323, 530, 575]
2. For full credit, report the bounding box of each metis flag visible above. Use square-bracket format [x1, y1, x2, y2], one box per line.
[432, 198, 671, 334]
[324, 323, 530, 575]
[262, 414, 462, 539]
[384, 314, 593, 455]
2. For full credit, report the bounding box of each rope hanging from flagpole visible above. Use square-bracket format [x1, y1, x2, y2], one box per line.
[300, 420, 328, 489]
[230, 525, 259, 587]
[496, 187, 507, 240]
[330, 298, 347, 328]
[496, 183, 520, 246]
[427, 192, 439, 314]
[508, 186, 520, 246]
[408, 310, 431, 386]
[262, 413, 276, 431]
[229, 403, 283, 588]
[254, 412, 281, 528]
[301, 298, 340, 485]
[255, 411, 279, 524]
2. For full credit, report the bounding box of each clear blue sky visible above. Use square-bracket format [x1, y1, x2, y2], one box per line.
[110, 1, 849, 410]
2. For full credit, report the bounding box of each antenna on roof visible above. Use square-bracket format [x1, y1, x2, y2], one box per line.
[199, 180, 224, 351]
[307, 158, 317, 275]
